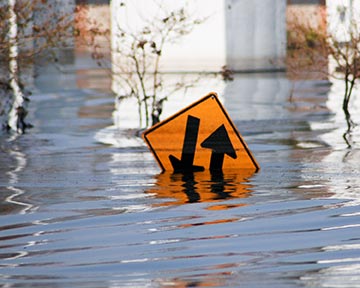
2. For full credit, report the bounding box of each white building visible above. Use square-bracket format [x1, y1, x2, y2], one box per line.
[111, 0, 287, 73]
[326, 0, 360, 42]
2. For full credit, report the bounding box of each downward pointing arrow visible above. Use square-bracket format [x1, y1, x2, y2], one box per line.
[169, 115, 204, 173]
[201, 124, 237, 171]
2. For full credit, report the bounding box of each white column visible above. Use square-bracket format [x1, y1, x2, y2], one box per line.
[111, 0, 225, 73]
[225, 0, 286, 72]
[327, 0, 360, 43]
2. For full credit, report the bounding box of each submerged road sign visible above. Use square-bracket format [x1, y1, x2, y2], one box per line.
[142, 93, 259, 173]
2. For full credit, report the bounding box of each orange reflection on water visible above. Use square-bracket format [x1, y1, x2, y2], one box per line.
[147, 169, 255, 209]
[156, 273, 231, 287]
[179, 218, 239, 229]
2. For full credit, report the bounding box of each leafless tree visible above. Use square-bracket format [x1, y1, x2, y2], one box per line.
[81, 1, 208, 128]
[287, 13, 360, 147]
[0, 0, 73, 133]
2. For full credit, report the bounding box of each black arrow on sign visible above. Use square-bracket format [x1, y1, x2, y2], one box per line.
[169, 115, 204, 173]
[201, 124, 237, 171]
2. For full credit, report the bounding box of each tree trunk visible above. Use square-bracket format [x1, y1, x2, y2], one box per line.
[342, 77, 356, 148]
[7, 0, 27, 133]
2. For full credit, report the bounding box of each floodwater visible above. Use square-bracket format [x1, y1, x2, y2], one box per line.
[1, 68, 360, 288]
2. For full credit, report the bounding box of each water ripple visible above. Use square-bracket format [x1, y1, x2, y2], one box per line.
[2, 78, 360, 287]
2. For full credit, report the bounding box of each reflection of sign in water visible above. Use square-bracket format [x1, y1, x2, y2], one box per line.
[142, 93, 259, 172]
[147, 170, 255, 209]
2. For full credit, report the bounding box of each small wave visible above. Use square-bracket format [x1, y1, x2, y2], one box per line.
[94, 125, 146, 148]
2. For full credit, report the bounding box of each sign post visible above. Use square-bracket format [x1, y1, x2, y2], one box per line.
[142, 93, 259, 173]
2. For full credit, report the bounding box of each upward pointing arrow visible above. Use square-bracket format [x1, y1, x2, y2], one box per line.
[201, 124, 237, 171]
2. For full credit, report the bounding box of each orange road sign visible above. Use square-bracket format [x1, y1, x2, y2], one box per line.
[142, 92, 259, 173]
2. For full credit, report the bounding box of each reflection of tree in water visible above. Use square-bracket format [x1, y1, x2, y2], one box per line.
[1, 141, 34, 214]
[147, 170, 255, 208]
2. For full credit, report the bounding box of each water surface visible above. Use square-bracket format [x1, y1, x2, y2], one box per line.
[1, 73, 360, 287]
